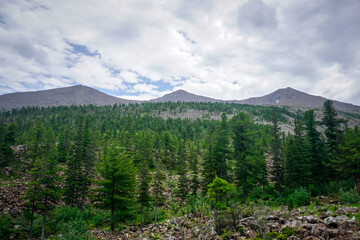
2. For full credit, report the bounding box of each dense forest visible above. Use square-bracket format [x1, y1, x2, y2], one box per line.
[0, 101, 359, 239]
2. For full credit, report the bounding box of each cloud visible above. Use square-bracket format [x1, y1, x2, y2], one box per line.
[237, 0, 278, 31]
[0, 0, 359, 105]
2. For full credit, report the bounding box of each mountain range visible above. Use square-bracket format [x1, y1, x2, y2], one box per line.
[1, 85, 359, 113]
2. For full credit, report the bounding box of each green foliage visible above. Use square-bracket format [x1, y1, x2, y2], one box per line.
[0, 214, 14, 239]
[338, 189, 360, 204]
[55, 218, 91, 240]
[207, 176, 235, 210]
[97, 143, 136, 230]
[286, 188, 310, 209]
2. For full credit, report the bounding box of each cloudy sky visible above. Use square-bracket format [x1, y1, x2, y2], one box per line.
[1, 0, 360, 104]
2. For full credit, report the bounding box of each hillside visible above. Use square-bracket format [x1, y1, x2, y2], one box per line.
[0, 85, 136, 111]
[150, 89, 220, 103]
[235, 87, 360, 113]
[1, 86, 360, 116]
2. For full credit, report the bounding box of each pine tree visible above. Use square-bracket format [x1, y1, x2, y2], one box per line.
[64, 116, 95, 209]
[207, 176, 235, 234]
[333, 126, 360, 194]
[152, 162, 166, 226]
[24, 127, 60, 240]
[231, 112, 265, 203]
[136, 131, 152, 228]
[213, 113, 230, 180]
[98, 143, 136, 232]
[270, 109, 285, 205]
[189, 142, 200, 196]
[202, 134, 216, 194]
[285, 118, 310, 190]
[177, 139, 188, 206]
[304, 110, 326, 196]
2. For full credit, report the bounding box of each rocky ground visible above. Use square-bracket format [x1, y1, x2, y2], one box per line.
[90, 205, 360, 240]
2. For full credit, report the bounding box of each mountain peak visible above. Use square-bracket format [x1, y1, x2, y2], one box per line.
[150, 89, 219, 103]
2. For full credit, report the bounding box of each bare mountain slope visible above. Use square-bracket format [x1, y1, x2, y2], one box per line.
[234, 87, 360, 113]
[150, 89, 220, 103]
[0, 85, 136, 111]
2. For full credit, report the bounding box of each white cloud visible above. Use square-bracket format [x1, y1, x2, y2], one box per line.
[0, 0, 359, 104]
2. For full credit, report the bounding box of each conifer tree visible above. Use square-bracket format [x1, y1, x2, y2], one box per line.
[231, 112, 265, 203]
[24, 127, 60, 240]
[304, 110, 326, 196]
[285, 118, 310, 190]
[177, 139, 188, 206]
[98, 143, 136, 232]
[152, 162, 166, 226]
[136, 131, 152, 228]
[333, 126, 360, 194]
[189, 142, 200, 196]
[202, 134, 216, 194]
[213, 113, 230, 180]
[270, 109, 285, 204]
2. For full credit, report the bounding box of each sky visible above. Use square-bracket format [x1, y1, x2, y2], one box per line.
[0, 0, 360, 104]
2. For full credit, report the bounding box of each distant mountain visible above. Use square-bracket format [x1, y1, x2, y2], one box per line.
[1, 86, 359, 114]
[0, 85, 136, 111]
[234, 87, 360, 113]
[150, 89, 220, 103]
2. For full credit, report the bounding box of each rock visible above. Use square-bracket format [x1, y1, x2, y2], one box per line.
[304, 215, 320, 224]
[302, 236, 321, 240]
[319, 211, 332, 219]
[324, 217, 338, 228]
[287, 237, 300, 240]
[327, 228, 339, 238]
[311, 223, 329, 240]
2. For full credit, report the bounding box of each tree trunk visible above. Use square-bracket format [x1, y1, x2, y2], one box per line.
[30, 202, 35, 240]
[354, 175, 360, 194]
[278, 190, 282, 205]
[41, 213, 46, 240]
[243, 191, 247, 204]
[316, 181, 321, 198]
[140, 205, 144, 229]
[154, 201, 158, 226]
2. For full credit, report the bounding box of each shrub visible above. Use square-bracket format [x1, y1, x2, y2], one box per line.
[0, 214, 14, 239]
[55, 218, 90, 240]
[339, 189, 360, 204]
[287, 188, 310, 208]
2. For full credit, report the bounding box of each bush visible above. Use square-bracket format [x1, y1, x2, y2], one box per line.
[286, 188, 310, 208]
[0, 214, 14, 239]
[339, 189, 360, 204]
[55, 218, 90, 240]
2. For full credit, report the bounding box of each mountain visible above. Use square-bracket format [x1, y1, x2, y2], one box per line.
[0, 85, 136, 111]
[150, 89, 220, 103]
[1, 85, 359, 114]
[235, 87, 360, 113]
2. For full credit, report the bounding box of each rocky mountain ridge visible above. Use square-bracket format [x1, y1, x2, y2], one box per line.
[1, 85, 360, 114]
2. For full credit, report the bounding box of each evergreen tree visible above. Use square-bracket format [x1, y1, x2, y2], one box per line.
[304, 110, 326, 196]
[207, 176, 235, 234]
[0, 121, 16, 168]
[177, 139, 188, 206]
[152, 162, 166, 226]
[270, 109, 285, 204]
[136, 131, 152, 228]
[285, 118, 310, 190]
[202, 134, 216, 194]
[98, 143, 136, 232]
[333, 126, 360, 194]
[24, 127, 60, 240]
[231, 112, 265, 203]
[213, 113, 230, 180]
[189, 142, 200, 196]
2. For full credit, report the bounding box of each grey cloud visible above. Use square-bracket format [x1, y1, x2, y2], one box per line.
[8, 37, 48, 65]
[237, 0, 278, 31]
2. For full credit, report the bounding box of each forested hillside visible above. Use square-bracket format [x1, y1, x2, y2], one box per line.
[1, 101, 360, 239]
